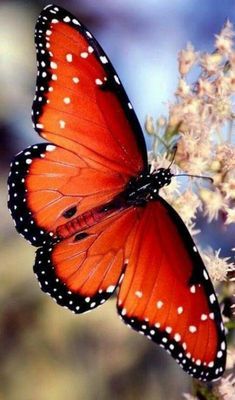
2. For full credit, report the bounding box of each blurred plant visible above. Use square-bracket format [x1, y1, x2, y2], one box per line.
[146, 20, 235, 400]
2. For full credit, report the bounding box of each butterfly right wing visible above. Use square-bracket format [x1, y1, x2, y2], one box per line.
[117, 200, 226, 381]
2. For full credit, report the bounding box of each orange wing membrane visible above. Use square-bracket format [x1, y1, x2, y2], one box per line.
[118, 201, 226, 381]
[34, 207, 142, 313]
[32, 5, 147, 176]
[8, 4, 226, 383]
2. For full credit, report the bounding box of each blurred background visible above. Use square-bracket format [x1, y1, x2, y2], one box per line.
[1, 1, 235, 399]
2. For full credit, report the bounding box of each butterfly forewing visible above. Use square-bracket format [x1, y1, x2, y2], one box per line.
[32, 4, 147, 175]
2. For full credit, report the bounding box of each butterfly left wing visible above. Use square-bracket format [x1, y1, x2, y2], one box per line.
[8, 3, 148, 247]
[32, 4, 148, 175]
[118, 199, 226, 381]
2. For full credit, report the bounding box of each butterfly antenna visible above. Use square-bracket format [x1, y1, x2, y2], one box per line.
[168, 145, 178, 169]
[174, 173, 214, 184]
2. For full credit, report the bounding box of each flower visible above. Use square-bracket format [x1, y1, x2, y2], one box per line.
[215, 20, 234, 55]
[200, 188, 225, 222]
[225, 207, 235, 224]
[201, 248, 235, 283]
[200, 52, 223, 75]
[217, 374, 235, 400]
[172, 190, 202, 226]
[222, 178, 235, 200]
[178, 42, 198, 76]
[175, 78, 191, 98]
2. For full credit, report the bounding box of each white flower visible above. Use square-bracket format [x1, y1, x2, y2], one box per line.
[178, 42, 198, 76]
[225, 207, 235, 224]
[217, 374, 235, 400]
[222, 178, 235, 200]
[200, 188, 225, 222]
[215, 20, 234, 55]
[201, 248, 235, 283]
[172, 190, 202, 226]
[175, 78, 191, 97]
[200, 52, 223, 75]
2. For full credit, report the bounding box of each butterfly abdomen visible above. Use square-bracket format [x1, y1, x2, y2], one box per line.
[56, 200, 125, 239]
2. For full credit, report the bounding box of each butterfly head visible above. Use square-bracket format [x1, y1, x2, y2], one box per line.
[152, 167, 173, 188]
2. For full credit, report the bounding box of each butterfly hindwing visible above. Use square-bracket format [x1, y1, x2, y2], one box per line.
[118, 200, 226, 381]
[8, 143, 130, 245]
[8, 144, 58, 246]
[34, 207, 141, 313]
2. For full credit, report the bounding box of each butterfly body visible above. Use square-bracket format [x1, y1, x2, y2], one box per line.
[125, 167, 173, 205]
[55, 167, 172, 239]
[8, 4, 227, 381]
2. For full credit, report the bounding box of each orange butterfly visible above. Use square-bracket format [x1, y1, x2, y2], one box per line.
[8, 4, 226, 381]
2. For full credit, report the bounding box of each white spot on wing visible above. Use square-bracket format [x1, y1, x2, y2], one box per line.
[59, 120, 66, 129]
[100, 56, 108, 64]
[203, 269, 209, 280]
[114, 75, 120, 84]
[81, 52, 88, 59]
[66, 53, 73, 62]
[189, 325, 197, 333]
[95, 78, 103, 85]
[46, 145, 56, 152]
[36, 123, 44, 129]
[156, 300, 163, 309]
[63, 97, 71, 104]
[209, 294, 216, 304]
[106, 285, 115, 293]
[177, 306, 183, 314]
[72, 77, 79, 84]
[190, 285, 196, 294]
[174, 333, 181, 342]
[72, 18, 80, 26]
[50, 61, 57, 69]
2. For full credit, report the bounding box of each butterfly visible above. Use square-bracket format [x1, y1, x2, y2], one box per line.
[8, 4, 226, 381]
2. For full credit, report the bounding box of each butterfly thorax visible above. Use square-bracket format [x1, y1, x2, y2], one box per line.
[124, 167, 173, 205]
[56, 168, 172, 240]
